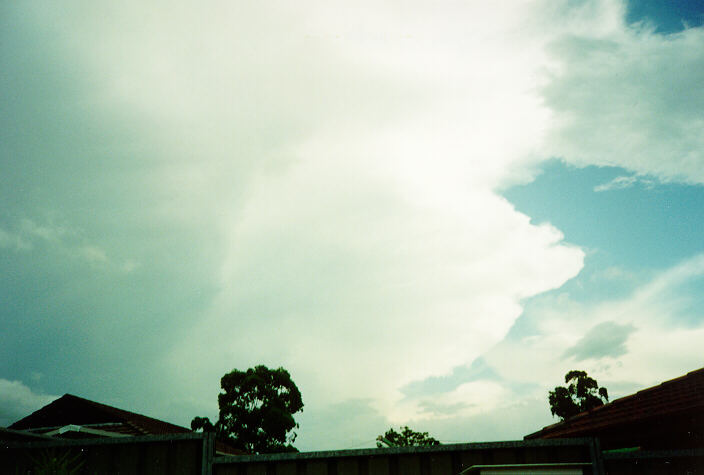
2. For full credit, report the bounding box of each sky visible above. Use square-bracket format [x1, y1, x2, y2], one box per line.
[1, 0, 703, 451]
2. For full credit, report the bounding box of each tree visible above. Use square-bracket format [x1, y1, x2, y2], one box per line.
[376, 426, 440, 447]
[548, 370, 609, 421]
[192, 365, 304, 454]
[190, 416, 215, 433]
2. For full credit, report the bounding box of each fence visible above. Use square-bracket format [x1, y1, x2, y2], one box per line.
[601, 448, 704, 474]
[212, 439, 602, 475]
[1, 432, 213, 474]
[6, 433, 701, 474]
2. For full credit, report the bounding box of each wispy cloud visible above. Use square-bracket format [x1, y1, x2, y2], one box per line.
[19, 218, 70, 242]
[0, 227, 31, 251]
[0, 217, 136, 272]
[594, 175, 655, 192]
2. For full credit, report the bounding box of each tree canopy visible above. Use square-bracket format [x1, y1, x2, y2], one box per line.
[192, 365, 303, 454]
[376, 426, 440, 447]
[548, 370, 609, 421]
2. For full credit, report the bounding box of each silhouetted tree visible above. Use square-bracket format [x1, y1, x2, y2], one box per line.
[548, 370, 609, 421]
[191, 365, 303, 454]
[190, 416, 215, 432]
[376, 426, 440, 447]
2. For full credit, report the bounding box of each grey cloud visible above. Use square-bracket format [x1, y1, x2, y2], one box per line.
[564, 321, 637, 361]
[400, 358, 499, 398]
[0, 379, 58, 426]
[409, 394, 553, 444]
[0, 227, 31, 251]
[0, 1, 229, 415]
[296, 399, 389, 450]
[418, 400, 472, 417]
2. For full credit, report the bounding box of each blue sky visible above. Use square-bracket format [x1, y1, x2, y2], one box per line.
[505, 160, 704, 281]
[626, 0, 704, 32]
[2, 0, 704, 450]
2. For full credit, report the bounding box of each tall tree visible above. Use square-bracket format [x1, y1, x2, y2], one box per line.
[192, 365, 303, 454]
[376, 426, 440, 447]
[548, 370, 609, 421]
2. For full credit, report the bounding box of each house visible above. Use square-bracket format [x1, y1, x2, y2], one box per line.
[5, 368, 704, 473]
[4, 395, 603, 474]
[6, 393, 241, 455]
[525, 367, 704, 450]
[8, 393, 192, 439]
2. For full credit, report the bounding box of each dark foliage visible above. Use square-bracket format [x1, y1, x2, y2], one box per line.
[190, 416, 215, 432]
[548, 370, 609, 421]
[376, 426, 440, 447]
[191, 365, 303, 454]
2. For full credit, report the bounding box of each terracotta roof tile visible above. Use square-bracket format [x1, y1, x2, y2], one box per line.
[525, 367, 704, 446]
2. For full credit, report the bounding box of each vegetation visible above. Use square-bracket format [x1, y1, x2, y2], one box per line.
[548, 370, 609, 421]
[192, 365, 304, 454]
[376, 426, 440, 447]
[27, 448, 84, 475]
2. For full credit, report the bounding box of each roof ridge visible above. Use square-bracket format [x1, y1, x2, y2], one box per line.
[10, 394, 192, 435]
[62, 394, 191, 432]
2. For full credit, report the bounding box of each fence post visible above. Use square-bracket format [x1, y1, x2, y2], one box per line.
[589, 438, 605, 475]
[201, 432, 215, 475]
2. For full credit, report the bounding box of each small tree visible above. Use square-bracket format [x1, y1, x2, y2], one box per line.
[549, 370, 609, 421]
[192, 365, 303, 454]
[376, 426, 440, 447]
[190, 416, 215, 432]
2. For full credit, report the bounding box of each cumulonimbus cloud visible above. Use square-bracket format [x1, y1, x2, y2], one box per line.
[3, 0, 703, 451]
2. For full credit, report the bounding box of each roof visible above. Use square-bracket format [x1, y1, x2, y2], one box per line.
[0, 427, 54, 442]
[8, 394, 244, 454]
[525, 367, 704, 448]
[8, 394, 192, 437]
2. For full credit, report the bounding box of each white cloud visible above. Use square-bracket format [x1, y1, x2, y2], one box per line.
[165, 164, 584, 431]
[484, 253, 704, 401]
[0, 379, 58, 427]
[543, 16, 704, 183]
[71, 0, 579, 439]
[593, 175, 655, 192]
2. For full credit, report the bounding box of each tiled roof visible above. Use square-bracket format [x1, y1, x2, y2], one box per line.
[8, 394, 192, 436]
[525, 367, 704, 443]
